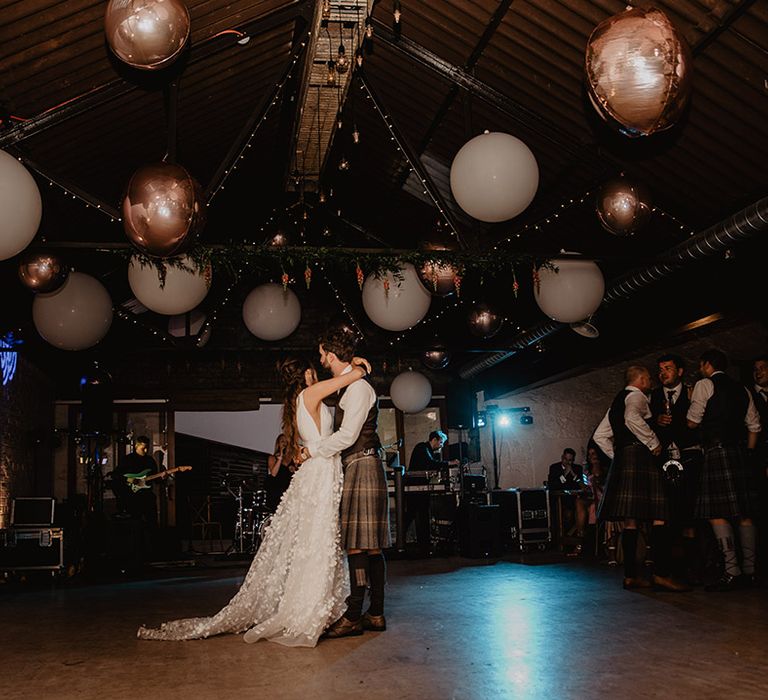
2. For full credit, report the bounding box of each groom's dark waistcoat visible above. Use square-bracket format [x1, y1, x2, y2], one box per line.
[334, 378, 381, 460]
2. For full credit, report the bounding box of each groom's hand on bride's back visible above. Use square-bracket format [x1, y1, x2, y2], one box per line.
[298, 446, 311, 463]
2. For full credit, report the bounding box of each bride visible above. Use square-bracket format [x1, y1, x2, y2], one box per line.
[138, 355, 371, 647]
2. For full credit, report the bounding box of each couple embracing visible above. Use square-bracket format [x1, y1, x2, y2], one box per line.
[138, 325, 390, 646]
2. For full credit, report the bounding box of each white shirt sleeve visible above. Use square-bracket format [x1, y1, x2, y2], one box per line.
[625, 390, 660, 452]
[744, 389, 762, 433]
[593, 409, 614, 460]
[686, 378, 714, 425]
[312, 380, 376, 459]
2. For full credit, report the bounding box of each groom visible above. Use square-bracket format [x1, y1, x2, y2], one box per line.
[303, 324, 390, 637]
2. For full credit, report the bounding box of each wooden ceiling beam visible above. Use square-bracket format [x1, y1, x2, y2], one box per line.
[0, 0, 312, 149]
[370, 18, 586, 160]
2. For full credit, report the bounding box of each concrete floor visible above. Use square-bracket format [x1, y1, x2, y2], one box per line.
[2, 556, 767, 700]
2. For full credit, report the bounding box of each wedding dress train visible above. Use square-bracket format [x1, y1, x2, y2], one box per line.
[137, 392, 348, 647]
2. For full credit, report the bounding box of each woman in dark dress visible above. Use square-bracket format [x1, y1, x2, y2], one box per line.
[266, 433, 294, 512]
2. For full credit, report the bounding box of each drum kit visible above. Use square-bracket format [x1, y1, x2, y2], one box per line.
[221, 475, 271, 555]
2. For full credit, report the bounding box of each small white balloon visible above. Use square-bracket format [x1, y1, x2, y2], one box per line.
[243, 283, 301, 341]
[534, 256, 605, 323]
[390, 371, 433, 414]
[32, 272, 113, 350]
[128, 255, 210, 315]
[362, 263, 431, 332]
[0, 150, 42, 261]
[450, 131, 539, 223]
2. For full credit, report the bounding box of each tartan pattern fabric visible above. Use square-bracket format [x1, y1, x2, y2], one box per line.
[695, 445, 759, 518]
[665, 450, 703, 523]
[598, 444, 670, 521]
[340, 454, 391, 550]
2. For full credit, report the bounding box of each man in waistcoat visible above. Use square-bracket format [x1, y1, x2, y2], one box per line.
[595, 365, 691, 591]
[687, 349, 761, 591]
[649, 354, 702, 582]
[304, 325, 390, 637]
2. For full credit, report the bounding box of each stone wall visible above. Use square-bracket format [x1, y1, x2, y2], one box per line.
[478, 321, 768, 489]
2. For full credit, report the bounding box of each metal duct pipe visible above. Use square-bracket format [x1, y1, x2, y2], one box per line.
[459, 195, 768, 379]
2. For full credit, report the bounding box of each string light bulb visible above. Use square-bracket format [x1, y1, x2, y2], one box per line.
[365, 14, 373, 39]
[321, 0, 331, 20]
[338, 156, 350, 171]
[352, 124, 360, 144]
[336, 110, 344, 130]
[326, 60, 337, 86]
[393, 1, 401, 24]
[336, 42, 348, 74]
[355, 47, 364, 68]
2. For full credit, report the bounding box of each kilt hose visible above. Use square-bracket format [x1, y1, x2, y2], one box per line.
[598, 443, 670, 522]
[695, 444, 760, 519]
[340, 452, 391, 550]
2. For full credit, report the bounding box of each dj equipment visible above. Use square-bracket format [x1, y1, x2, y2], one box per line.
[0, 498, 64, 575]
[459, 503, 501, 558]
[490, 488, 551, 551]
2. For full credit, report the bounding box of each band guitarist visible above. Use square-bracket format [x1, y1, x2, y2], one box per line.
[114, 435, 159, 528]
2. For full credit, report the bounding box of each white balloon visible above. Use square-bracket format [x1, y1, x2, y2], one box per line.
[128, 255, 210, 315]
[534, 256, 605, 323]
[449, 131, 539, 222]
[390, 371, 433, 414]
[362, 263, 431, 332]
[242, 283, 301, 341]
[0, 150, 42, 260]
[33, 272, 113, 350]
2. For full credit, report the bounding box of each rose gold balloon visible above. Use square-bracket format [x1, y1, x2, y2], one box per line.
[467, 303, 503, 339]
[422, 349, 451, 370]
[596, 176, 653, 236]
[105, 0, 190, 71]
[418, 261, 458, 297]
[18, 251, 69, 293]
[586, 7, 692, 137]
[122, 162, 205, 257]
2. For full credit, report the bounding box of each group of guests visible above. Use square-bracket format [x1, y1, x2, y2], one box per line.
[558, 349, 765, 592]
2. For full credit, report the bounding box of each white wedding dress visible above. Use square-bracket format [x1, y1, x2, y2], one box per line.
[138, 392, 349, 647]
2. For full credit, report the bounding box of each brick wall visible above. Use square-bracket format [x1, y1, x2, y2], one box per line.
[0, 354, 55, 527]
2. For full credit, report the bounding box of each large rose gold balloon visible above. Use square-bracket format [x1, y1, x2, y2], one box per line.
[18, 251, 69, 293]
[122, 162, 204, 257]
[467, 303, 503, 339]
[586, 7, 692, 137]
[105, 0, 190, 71]
[418, 260, 458, 297]
[596, 176, 653, 236]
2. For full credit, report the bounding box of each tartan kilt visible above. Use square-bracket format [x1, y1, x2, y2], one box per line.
[695, 445, 759, 519]
[598, 443, 670, 522]
[340, 453, 391, 550]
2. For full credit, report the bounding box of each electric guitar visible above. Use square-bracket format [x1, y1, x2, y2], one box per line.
[124, 466, 192, 492]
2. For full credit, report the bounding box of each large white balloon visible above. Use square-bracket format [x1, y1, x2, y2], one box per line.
[32, 272, 113, 350]
[534, 256, 605, 323]
[449, 131, 539, 222]
[0, 150, 42, 260]
[362, 263, 431, 332]
[243, 283, 301, 341]
[128, 255, 210, 315]
[390, 371, 433, 414]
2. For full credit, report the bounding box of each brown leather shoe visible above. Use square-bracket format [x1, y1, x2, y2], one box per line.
[323, 616, 363, 638]
[623, 576, 653, 590]
[653, 574, 693, 592]
[361, 612, 387, 632]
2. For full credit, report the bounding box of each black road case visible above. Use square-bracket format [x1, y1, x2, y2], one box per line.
[0, 527, 65, 573]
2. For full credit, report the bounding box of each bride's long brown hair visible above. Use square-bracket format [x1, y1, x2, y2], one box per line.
[276, 356, 313, 464]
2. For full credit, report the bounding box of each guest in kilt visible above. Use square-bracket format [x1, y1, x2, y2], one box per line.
[649, 354, 703, 584]
[304, 325, 390, 637]
[687, 349, 761, 591]
[595, 365, 691, 592]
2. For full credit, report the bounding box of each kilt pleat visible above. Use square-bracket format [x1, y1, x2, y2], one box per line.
[695, 445, 759, 519]
[340, 454, 391, 550]
[598, 444, 669, 521]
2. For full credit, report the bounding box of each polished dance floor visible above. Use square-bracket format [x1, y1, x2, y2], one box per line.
[2, 556, 767, 700]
